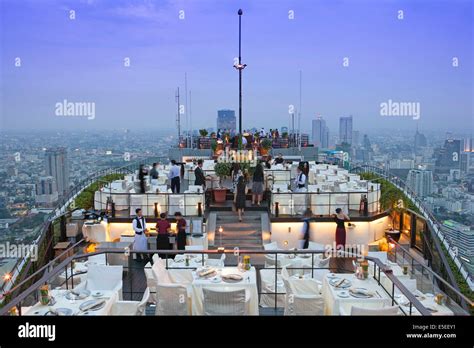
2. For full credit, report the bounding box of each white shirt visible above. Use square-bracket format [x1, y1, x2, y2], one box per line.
[295, 172, 306, 186]
[168, 164, 181, 179]
[132, 216, 146, 234]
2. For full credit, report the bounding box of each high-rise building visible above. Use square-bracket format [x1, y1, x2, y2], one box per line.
[312, 116, 329, 148]
[35, 176, 59, 207]
[339, 116, 353, 145]
[414, 128, 427, 155]
[407, 169, 433, 198]
[435, 139, 461, 174]
[352, 130, 360, 147]
[45, 147, 69, 197]
[216, 110, 236, 133]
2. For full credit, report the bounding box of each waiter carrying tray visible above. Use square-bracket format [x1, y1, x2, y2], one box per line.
[132, 208, 149, 262]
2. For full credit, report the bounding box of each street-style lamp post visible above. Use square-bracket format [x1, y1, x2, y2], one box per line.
[234, 9, 247, 146]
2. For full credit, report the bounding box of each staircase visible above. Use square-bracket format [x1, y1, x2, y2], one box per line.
[211, 210, 265, 266]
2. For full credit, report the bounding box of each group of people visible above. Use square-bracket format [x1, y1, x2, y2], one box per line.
[132, 208, 188, 262]
[138, 160, 190, 194]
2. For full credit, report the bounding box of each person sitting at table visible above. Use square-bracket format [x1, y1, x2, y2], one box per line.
[294, 166, 306, 192]
[194, 159, 206, 189]
[332, 208, 350, 251]
[274, 153, 284, 165]
[156, 212, 171, 259]
[149, 163, 159, 180]
[132, 208, 149, 262]
[174, 211, 187, 250]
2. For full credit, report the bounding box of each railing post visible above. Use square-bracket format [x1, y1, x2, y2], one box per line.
[274, 252, 278, 311]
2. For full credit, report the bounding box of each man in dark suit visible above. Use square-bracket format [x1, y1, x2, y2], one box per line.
[194, 159, 206, 189]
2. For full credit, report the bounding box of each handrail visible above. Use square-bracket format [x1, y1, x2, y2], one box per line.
[1, 156, 168, 297]
[350, 165, 472, 285]
[0, 239, 85, 301]
[0, 248, 432, 316]
[387, 236, 473, 308]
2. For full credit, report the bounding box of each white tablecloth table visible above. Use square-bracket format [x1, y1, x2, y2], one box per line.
[322, 273, 391, 315]
[24, 289, 118, 316]
[190, 267, 259, 315]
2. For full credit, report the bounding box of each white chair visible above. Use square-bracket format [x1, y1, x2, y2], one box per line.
[259, 269, 286, 308]
[317, 255, 331, 268]
[155, 284, 190, 315]
[263, 242, 279, 250]
[349, 305, 400, 316]
[151, 261, 173, 284]
[282, 269, 324, 315]
[168, 269, 194, 285]
[75, 264, 123, 299]
[202, 288, 249, 316]
[110, 287, 150, 315]
[399, 278, 418, 294]
[205, 253, 226, 267]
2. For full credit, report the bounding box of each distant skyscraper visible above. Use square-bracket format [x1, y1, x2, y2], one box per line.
[35, 176, 59, 207]
[414, 127, 427, 155]
[339, 116, 353, 144]
[407, 169, 433, 198]
[45, 147, 69, 197]
[216, 110, 236, 133]
[435, 139, 461, 174]
[352, 130, 360, 147]
[312, 116, 329, 148]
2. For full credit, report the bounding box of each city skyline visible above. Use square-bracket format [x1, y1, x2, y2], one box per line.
[1, 0, 472, 132]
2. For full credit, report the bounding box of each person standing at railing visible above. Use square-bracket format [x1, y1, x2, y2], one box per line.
[294, 166, 306, 192]
[333, 208, 350, 251]
[174, 212, 187, 250]
[235, 176, 247, 222]
[132, 208, 149, 262]
[168, 160, 181, 193]
[359, 194, 368, 216]
[138, 164, 148, 193]
[251, 163, 264, 206]
[149, 163, 159, 180]
[156, 213, 171, 259]
[194, 159, 206, 189]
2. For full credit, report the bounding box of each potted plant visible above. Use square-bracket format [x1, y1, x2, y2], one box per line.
[259, 138, 272, 156]
[199, 129, 210, 149]
[213, 162, 230, 202]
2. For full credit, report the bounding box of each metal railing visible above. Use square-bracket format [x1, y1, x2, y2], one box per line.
[270, 190, 380, 217]
[0, 248, 443, 316]
[350, 165, 473, 287]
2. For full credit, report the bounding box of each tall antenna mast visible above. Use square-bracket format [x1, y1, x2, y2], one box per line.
[189, 90, 193, 148]
[298, 70, 302, 150]
[176, 87, 181, 141]
[185, 72, 189, 146]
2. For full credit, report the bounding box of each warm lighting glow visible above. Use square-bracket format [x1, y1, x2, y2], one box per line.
[217, 247, 225, 253]
[218, 226, 223, 234]
[283, 241, 289, 246]
[85, 243, 98, 253]
[3, 273, 12, 281]
[388, 242, 396, 250]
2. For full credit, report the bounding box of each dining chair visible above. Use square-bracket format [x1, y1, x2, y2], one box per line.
[258, 269, 286, 308]
[205, 253, 226, 267]
[110, 287, 151, 315]
[151, 261, 173, 284]
[75, 264, 123, 300]
[349, 305, 400, 316]
[202, 288, 248, 316]
[155, 284, 190, 315]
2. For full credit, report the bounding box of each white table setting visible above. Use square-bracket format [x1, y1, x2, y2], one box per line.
[24, 288, 118, 316]
[189, 266, 259, 315]
[322, 273, 391, 315]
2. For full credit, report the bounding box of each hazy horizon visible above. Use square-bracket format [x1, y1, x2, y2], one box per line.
[1, 0, 473, 133]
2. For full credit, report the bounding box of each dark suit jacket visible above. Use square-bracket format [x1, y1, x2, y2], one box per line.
[194, 167, 206, 186]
